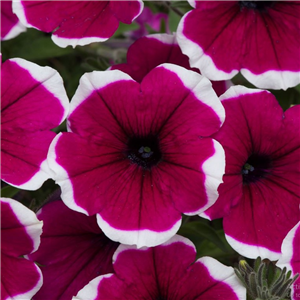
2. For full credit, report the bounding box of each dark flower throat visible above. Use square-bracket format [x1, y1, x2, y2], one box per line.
[242, 154, 272, 184]
[239, 1, 275, 11]
[126, 135, 162, 170]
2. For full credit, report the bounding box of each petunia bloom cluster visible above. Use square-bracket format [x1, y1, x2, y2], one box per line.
[2, 1, 300, 299]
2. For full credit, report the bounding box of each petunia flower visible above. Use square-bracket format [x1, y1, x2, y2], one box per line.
[1, 197, 43, 300]
[48, 63, 225, 247]
[111, 33, 229, 96]
[12, 0, 144, 48]
[1, 0, 26, 41]
[73, 235, 246, 300]
[202, 85, 300, 260]
[1, 58, 69, 190]
[277, 221, 300, 300]
[177, 1, 300, 90]
[27, 193, 119, 300]
[125, 6, 169, 40]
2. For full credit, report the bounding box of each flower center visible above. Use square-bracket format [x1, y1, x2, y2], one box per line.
[126, 135, 162, 170]
[242, 154, 272, 184]
[239, 1, 275, 11]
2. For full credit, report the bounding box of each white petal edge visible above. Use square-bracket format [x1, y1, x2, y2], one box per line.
[47, 133, 88, 215]
[157, 63, 225, 125]
[110, 0, 144, 24]
[219, 85, 265, 102]
[52, 35, 109, 49]
[2, 159, 53, 191]
[97, 213, 182, 248]
[277, 221, 300, 271]
[146, 33, 176, 45]
[277, 221, 300, 300]
[186, 139, 225, 216]
[112, 234, 196, 263]
[225, 234, 281, 260]
[0, 197, 43, 253]
[2, 20, 26, 41]
[176, 12, 238, 81]
[12, 0, 37, 29]
[199, 256, 246, 300]
[9, 58, 69, 124]
[188, 0, 196, 8]
[199, 139, 225, 213]
[73, 275, 108, 300]
[131, 0, 144, 22]
[241, 68, 300, 91]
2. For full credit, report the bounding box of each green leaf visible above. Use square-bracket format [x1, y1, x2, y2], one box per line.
[112, 22, 139, 38]
[270, 88, 300, 110]
[178, 221, 229, 252]
[1, 185, 19, 198]
[168, 9, 181, 32]
[294, 84, 300, 94]
[2, 29, 73, 61]
[254, 257, 262, 272]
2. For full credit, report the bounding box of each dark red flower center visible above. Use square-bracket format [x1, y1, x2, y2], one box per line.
[126, 135, 162, 170]
[239, 1, 275, 11]
[242, 154, 272, 184]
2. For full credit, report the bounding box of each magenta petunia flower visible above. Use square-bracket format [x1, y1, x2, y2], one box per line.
[74, 235, 246, 300]
[177, 1, 300, 90]
[48, 64, 225, 247]
[1, 58, 69, 190]
[202, 86, 300, 260]
[277, 221, 300, 300]
[28, 195, 119, 300]
[12, 0, 144, 48]
[1, 197, 43, 300]
[111, 33, 229, 96]
[125, 6, 169, 40]
[1, 0, 26, 40]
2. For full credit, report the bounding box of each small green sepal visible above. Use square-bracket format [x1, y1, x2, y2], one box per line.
[234, 257, 299, 300]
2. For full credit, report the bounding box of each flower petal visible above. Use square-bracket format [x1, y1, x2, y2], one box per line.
[1, 58, 69, 130]
[1, 58, 69, 189]
[1, 254, 42, 300]
[28, 198, 118, 300]
[111, 33, 229, 96]
[1, 0, 26, 40]
[1, 198, 43, 300]
[277, 221, 300, 300]
[110, 0, 143, 24]
[1, 198, 43, 255]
